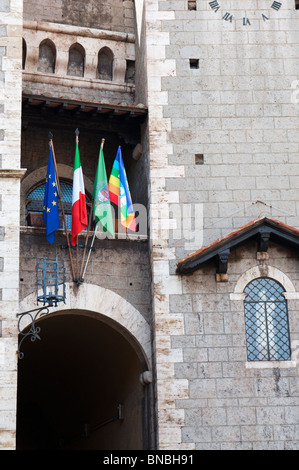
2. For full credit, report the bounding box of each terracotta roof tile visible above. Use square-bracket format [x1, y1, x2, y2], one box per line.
[176, 217, 299, 274]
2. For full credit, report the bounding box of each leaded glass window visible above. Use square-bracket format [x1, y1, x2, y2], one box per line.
[27, 181, 73, 229]
[244, 278, 291, 361]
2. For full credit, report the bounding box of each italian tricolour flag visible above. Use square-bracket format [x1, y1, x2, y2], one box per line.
[71, 142, 88, 246]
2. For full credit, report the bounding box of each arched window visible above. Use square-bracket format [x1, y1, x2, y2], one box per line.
[244, 278, 291, 362]
[67, 43, 85, 77]
[37, 39, 56, 74]
[27, 181, 73, 229]
[97, 47, 113, 81]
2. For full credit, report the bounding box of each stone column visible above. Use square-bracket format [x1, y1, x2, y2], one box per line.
[140, 0, 193, 450]
[0, 0, 25, 449]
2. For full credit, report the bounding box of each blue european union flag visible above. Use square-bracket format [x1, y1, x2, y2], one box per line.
[43, 146, 60, 243]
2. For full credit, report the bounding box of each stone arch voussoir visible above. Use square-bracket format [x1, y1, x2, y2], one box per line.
[233, 265, 296, 295]
[19, 282, 152, 369]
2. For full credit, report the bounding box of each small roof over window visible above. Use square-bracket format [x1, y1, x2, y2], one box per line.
[176, 217, 299, 275]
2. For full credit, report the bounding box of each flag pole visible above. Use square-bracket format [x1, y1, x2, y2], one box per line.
[81, 225, 98, 281]
[48, 131, 76, 281]
[75, 128, 80, 282]
[76, 235, 79, 281]
[79, 138, 105, 281]
[79, 196, 95, 280]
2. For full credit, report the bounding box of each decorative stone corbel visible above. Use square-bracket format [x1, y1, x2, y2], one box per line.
[216, 249, 230, 282]
[140, 370, 152, 385]
[132, 143, 142, 161]
[257, 231, 270, 252]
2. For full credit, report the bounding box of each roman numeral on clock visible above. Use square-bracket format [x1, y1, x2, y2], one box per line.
[207, 1, 283, 25]
[271, 1, 282, 10]
[209, 1, 220, 12]
[223, 12, 233, 22]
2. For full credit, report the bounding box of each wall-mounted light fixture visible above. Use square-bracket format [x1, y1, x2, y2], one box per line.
[17, 257, 66, 359]
[35, 257, 65, 306]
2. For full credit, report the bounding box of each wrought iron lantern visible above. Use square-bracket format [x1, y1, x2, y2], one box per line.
[35, 257, 66, 307]
[17, 257, 66, 359]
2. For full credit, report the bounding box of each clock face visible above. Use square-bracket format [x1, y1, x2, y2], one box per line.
[208, 1, 283, 26]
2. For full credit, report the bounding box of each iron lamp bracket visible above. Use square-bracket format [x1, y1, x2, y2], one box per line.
[17, 305, 51, 359]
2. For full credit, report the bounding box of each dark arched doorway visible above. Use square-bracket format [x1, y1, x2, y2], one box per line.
[16, 311, 150, 450]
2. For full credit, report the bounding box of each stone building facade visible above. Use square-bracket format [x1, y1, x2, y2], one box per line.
[0, 0, 298, 450]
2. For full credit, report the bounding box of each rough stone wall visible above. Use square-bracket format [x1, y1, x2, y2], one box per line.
[22, 21, 136, 105]
[23, 0, 135, 34]
[20, 122, 147, 231]
[1, 0, 298, 451]
[20, 234, 151, 322]
[161, 1, 299, 250]
[0, 0, 24, 449]
[176, 242, 299, 449]
[20, 120, 151, 320]
[144, 0, 299, 450]
[20, 125, 137, 191]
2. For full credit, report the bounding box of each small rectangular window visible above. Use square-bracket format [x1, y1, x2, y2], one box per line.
[195, 154, 204, 165]
[188, 1, 197, 10]
[189, 59, 199, 69]
[125, 60, 135, 84]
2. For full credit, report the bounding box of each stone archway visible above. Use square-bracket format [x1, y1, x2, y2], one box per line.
[232, 265, 296, 297]
[17, 284, 153, 450]
[19, 282, 152, 368]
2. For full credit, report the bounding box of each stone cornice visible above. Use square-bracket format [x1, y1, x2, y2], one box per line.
[0, 169, 27, 179]
[22, 72, 135, 94]
[23, 20, 135, 44]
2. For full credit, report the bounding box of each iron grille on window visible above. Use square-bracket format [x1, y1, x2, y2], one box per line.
[244, 277, 291, 361]
[27, 181, 78, 230]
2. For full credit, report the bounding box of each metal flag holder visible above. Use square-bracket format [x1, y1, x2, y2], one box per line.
[17, 257, 66, 359]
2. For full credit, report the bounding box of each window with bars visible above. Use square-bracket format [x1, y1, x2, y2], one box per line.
[26, 181, 73, 229]
[243, 277, 291, 361]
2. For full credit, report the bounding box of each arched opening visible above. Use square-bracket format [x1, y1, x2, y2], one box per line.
[37, 39, 56, 74]
[26, 179, 90, 230]
[16, 310, 150, 450]
[97, 47, 113, 81]
[67, 43, 85, 77]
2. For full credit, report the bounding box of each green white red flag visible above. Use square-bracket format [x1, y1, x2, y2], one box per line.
[71, 142, 88, 245]
[93, 144, 115, 238]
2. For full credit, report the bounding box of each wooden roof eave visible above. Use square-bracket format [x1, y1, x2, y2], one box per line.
[22, 93, 148, 122]
[176, 217, 299, 275]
